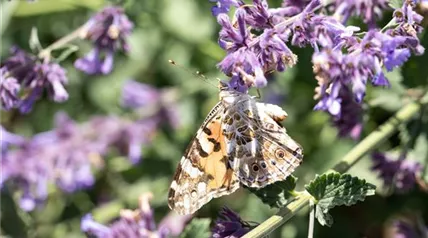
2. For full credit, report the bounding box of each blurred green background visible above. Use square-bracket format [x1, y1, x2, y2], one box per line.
[1, 0, 428, 237]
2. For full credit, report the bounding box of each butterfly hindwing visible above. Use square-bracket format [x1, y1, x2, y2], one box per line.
[222, 96, 303, 188]
[168, 102, 240, 215]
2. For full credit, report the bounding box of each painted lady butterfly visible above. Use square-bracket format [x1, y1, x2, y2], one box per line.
[168, 81, 303, 215]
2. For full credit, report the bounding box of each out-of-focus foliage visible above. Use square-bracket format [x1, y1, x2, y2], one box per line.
[1, 0, 427, 237]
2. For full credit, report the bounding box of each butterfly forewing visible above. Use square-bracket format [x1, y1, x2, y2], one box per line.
[168, 102, 240, 215]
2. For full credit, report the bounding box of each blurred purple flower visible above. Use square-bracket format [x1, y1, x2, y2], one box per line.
[82, 193, 192, 238]
[332, 0, 389, 27]
[371, 152, 422, 193]
[75, 6, 133, 75]
[212, 207, 255, 238]
[121, 80, 181, 130]
[0, 47, 69, 113]
[1, 110, 163, 211]
[0, 126, 26, 155]
[391, 219, 428, 238]
[121, 80, 160, 108]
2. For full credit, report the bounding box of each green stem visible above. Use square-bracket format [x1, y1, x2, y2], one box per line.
[242, 93, 428, 238]
[38, 25, 86, 61]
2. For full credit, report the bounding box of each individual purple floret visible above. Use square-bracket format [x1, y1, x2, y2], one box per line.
[0, 47, 69, 113]
[212, 207, 255, 238]
[74, 6, 133, 75]
[81, 193, 192, 238]
[0, 68, 21, 110]
[371, 152, 422, 193]
[210, 0, 243, 16]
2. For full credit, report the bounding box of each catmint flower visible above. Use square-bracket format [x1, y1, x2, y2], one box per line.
[331, 87, 363, 139]
[1, 110, 163, 211]
[212, 207, 255, 238]
[0, 47, 69, 113]
[121, 80, 160, 108]
[389, 0, 425, 55]
[75, 6, 133, 75]
[121, 80, 181, 130]
[332, 0, 389, 27]
[81, 193, 192, 238]
[371, 152, 422, 193]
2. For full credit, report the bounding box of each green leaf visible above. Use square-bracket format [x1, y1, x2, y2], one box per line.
[246, 175, 298, 208]
[388, 0, 402, 9]
[305, 172, 376, 227]
[180, 218, 211, 238]
[314, 205, 334, 227]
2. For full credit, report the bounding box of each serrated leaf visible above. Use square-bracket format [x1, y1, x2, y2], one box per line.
[180, 218, 211, 238]
[305, 172, 376, 226]
[246, 175, 297, 208]
[315, 205, 333, 227]
[388, 0, 403, 9]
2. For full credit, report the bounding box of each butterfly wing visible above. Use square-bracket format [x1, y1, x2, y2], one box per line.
[223, 98, 303, 188]
[168, 102, 240, 215]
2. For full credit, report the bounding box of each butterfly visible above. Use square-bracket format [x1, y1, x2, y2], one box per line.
[168, 81, 303, 215]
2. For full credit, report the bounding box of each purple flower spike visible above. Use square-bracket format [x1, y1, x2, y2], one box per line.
[1, 47, 70, 113]
[75, 6, 133, 75]
[81, 193, 190, 238]
[372, 152, 422, 193]
[212, 207, 254, 238]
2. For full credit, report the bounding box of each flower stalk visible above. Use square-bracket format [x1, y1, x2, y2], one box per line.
[38, 25, 86, 61]
[242, 91, 428, 238]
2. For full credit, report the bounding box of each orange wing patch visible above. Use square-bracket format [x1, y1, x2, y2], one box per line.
[168, 105, 239, 215]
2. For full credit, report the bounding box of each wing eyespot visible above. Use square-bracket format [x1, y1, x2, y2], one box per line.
[275, 149, 286, 158]
[251, 163, 260, 172]
[260, 161, 267, 169]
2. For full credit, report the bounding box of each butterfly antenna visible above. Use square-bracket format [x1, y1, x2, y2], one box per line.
[168, 60, 218, 88]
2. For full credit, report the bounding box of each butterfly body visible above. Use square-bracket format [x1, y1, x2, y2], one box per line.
[168, 84, 303, 215]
